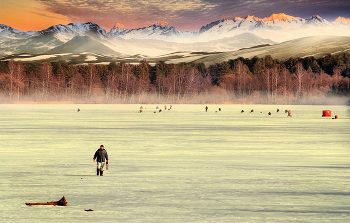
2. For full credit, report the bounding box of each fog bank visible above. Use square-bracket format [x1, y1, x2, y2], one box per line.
[1, 92, 349, 106]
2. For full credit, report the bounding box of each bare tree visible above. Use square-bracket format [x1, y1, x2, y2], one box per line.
[183, 67, 199, 94]
[332, 68, 342, 89]
[40, 62, 53, 100]
[264, 68, 271, 97]
[106, 67, 118, 101]
[68, 73, 86, 102]
[303, 68, 318, 96]
[233, 60, 251, 97]
[122, 63, 134, 100]
[87, 64, 96, 98]
[271, 66, 279, 101]
[293, 62, 306, 98]
[0, 73, 11, 98]
[135, 60, 151, 95]
[236, 72, 252, 97]
[218, 74, 235, 92]
[7, 60, 16, 99]
[281, 67, 290, 99]
[14, 61, 25, 100]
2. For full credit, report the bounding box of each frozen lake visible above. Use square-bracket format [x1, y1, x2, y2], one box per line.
[0, 104, 349, 222]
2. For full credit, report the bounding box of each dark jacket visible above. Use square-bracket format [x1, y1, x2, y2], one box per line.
[94, 149, 108, 162]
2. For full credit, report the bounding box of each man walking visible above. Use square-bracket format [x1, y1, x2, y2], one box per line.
[93, 145, 109, 176]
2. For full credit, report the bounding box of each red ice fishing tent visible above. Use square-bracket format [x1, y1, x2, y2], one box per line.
[322, 110, 331, 117]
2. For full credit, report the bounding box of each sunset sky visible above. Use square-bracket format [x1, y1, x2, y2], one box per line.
[1, 0, 350, 32]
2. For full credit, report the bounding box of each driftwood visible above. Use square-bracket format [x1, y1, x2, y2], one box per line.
[26, 196, 67, 206]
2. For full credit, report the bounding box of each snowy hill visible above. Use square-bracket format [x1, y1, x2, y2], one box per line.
[0, 24, 35, 44]
[46, 36, 119, 56]
[0, 34, 64, 55]
[191, 35, 350, 66]
[1, 13, 350, 58]
[2, 35, 349, 66]
[0, 24, 29, 37]
[101, 32, 275, 57]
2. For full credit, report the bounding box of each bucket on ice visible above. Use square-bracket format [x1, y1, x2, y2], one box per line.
[322, 110, 331, 117]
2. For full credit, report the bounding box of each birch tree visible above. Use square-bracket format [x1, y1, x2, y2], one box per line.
[40, 62, 53, 100]
[271, 66, 279, 101]
[7, 60, 16, 99]
[14, 61, 25, 100]
[87, 64, 96, 98]
[293, 62, 306, 98]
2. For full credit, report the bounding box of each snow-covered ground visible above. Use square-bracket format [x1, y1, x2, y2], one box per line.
[12, 54, 57, 61]
[0, 104, 349, 222]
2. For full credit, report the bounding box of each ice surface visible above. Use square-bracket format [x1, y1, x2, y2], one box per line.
[0, 104, 349, 222]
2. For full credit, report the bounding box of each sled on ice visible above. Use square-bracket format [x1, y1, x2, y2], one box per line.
[25, 196, 67, 206]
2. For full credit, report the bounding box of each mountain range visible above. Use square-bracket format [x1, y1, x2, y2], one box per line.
[0, 13, 350, 64]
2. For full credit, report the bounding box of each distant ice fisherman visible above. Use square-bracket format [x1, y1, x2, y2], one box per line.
[93, 145, 109, 176]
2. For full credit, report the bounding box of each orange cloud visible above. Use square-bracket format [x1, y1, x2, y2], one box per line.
[0, 0, 71, 31]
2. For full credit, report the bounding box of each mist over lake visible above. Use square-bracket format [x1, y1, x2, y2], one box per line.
[0, 104, 349, 222]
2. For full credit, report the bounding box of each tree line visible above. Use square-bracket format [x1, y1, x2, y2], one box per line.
[0, 53, 349, 104]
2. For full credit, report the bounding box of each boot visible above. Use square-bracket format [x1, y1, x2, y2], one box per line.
[100, 170, 103, 176]
[97, 168, 100, 176]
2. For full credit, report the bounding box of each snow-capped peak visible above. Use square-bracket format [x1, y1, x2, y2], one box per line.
[303, 15, 332, 26]
[260, 13, 304, 29]
[232, 17, 244, 21]
[0, 24, 32, 36]
[156, 21, 169, 26]
[108, 23, 125, 36]
[0, 24, 22, 34]
[244, 15, 261, 21]
[40, 22, 106, 38]
[107, 21, 181, 40]
[334, 16, 350, 24]
[263, 13, 302, 22]
[0, 24, 36, 40]
[113, 23, 125, 28]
